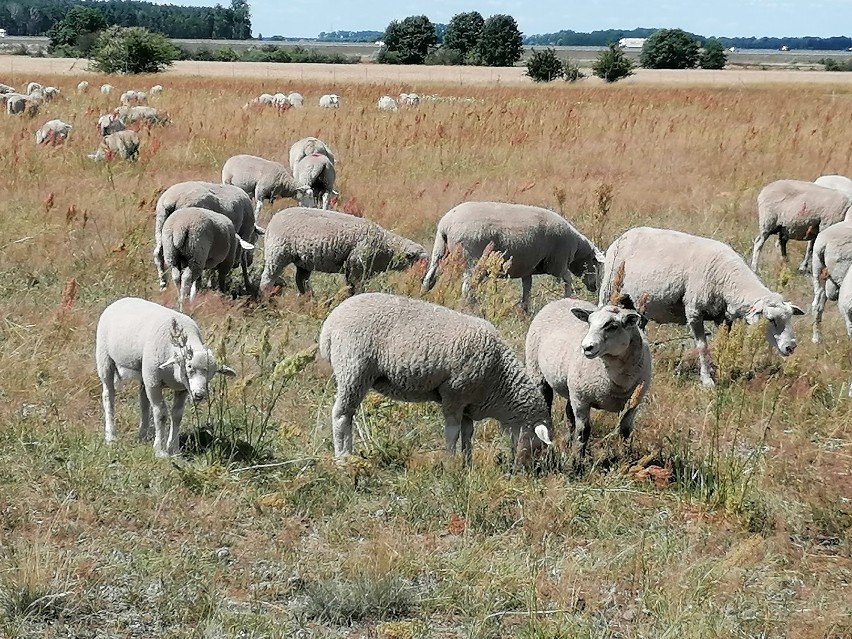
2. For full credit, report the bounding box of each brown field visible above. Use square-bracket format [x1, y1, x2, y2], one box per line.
[0, 66, 851, 638]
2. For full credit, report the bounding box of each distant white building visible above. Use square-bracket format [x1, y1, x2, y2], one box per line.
[618, 37, 646, 49]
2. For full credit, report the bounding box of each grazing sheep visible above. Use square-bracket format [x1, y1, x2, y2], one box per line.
[319, 94, 340, 108]
[399, 92, 420, 106]
[243, 93, 276, 109]
[273, 92, 291, 109]
[378, 95, 398, 111]
[814, 174, 852, 206]
[289, 136, 336, 174]
[221, 154, 313, 215]
[100, 83, 114, 95]
[114, 105, 169, 127]
[287, 92, 304, 107]
[0, 83, 15, 94]
[77, 81, 89, 94]
[526, 297, 651, 456]
[88, 129, 140, 162]
[96, 296, 236, 458]
[34, 119, 72, 145]
[810, 220, 852, 343]
[154, 181, 264, 292]
[319, 292, 553, 466]
[26, 82, 42, 95]
[97, 112, 126, 136]
[6, 94, 38, 117]
[259, 207, 426, 296]
[43, 86, 59, 101]
[121, 89, 148, 105]
[601, 226, 805, 387]
[150, 84, 163, 95]
[294, 153, 338, 209]
[422, 201, 605, 313]
[161, 207, 255, 311]
[751, 179, 851, 273]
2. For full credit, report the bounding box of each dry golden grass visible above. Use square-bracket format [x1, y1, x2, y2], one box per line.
[0, 69, 850, 637]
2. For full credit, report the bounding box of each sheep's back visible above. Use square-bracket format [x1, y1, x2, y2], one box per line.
[759, 180, 849, 237]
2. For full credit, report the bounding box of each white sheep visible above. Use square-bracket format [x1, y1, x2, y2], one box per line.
[814, 174, 852, 206]
[100, 83, 114, 95]
[150, 84, 164, 95]
[526, 297, 651, 456]
[319, 94, 340, 108]
[243, 93, 276, 109]
[6, 94, 38, 117]
[751, 179, 851, 273]
[161, 207, 255, 311]
[601, 226, 805, 387]
[0, 83, 15, 94]
[810, 220, 852, 343]
[34, 119, 72, 145]
[287, 92, 304, 107]
[377, 95, 398, 112]
[113, 105, 169, 127]
[399, 92, 419, 106]
[97, 112, 126, 136]
[154, 181, 264, 292]
[88, 129, 140, 162]
[121, 89, 148, 106]
[221, 154, 313, 215]
[96, 296, 236, 457]
[43, 86, 59, 101]
[294, 152, 338, 209]
[422, 201, 605, 313]
[319, 292, 553, 466]
[25, 82, 42, 95]
[77, 80, 89, 94]
[272, 92, 291, 109]
[289, 136, 336, 175]
[259, 207, 426, 296]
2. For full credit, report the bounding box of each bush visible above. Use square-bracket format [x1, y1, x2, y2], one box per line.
[376, 48, 403, 65]
[821, 57, 852, 71]
[424, 47, 463, 65]
[89, 26, 177, 74]
[214, 47, 239, 62]
[563, 58, 586, 82]
[592, 43, 635, 82]
[699, 39, 728, 69]
[47, 6, 106, 56]
[641, 28, 699, 69]
[525, 48, 564, 82]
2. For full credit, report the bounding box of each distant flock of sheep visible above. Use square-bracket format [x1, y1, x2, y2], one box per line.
[7, 77, 852, 468]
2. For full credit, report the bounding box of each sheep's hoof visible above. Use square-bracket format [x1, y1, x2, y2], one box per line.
[700, 377, 716, 389]
[812, 334, 822, 345]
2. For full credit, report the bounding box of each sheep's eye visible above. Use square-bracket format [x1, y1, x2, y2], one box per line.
[605, 322, 617, 331]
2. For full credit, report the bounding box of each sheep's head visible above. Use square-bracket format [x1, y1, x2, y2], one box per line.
[572, 303, 642, 359]
[160, 345, 236, 402]
[745, 298, 805, 356]
[513, 423, 554, 468]
[295, 186, 316, 208]
[391, 238, 428, 270]
[572, 248, 605, 293]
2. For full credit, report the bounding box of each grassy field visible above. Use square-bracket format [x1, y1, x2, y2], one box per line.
[0, 70, 850, 638]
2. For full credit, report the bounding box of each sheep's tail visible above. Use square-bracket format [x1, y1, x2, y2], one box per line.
[421, 227, 447, 291]
[161, 222, 188, 272]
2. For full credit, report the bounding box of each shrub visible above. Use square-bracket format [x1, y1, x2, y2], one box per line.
[525, 48, 564, 82]
[821, 57, 852, 71]
[424, 47, 463, 65]
[640, 28, 700, 69]
[214, 47, 239, 62]
[47, 6, 106, 56]
[89, 26, 177, 74]
[699, 39, 728, 70]
[592, 43, 635, 83]
[563, 58, 586, 82]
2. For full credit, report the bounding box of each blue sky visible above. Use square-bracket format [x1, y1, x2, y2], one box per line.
[159, 1, 852, 39]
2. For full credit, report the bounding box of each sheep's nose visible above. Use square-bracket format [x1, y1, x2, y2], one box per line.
[784, 343, 796, 355]
[192, 391, 206, 401]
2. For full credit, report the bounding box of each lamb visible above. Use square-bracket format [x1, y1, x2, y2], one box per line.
[526, 297, 651, 456]
[289, 136, 336, 174]
[377, 95, 398, 112]
[319, 94, 340, 108]
[751, 179, 851, 273]
[422, 201, 605, 313]
[77, 81, 89, 94]
[600, 226, 805, 387]
[35, 119, 72, 145]
[97, 112, 126, 136]
[259, 207, 426, 297]
[100, 84, 114, 95]
[318, 292, 553, 467]
[810, 220, 852, 343]
[161, 207, 255, 311]
[96, 296, 237, 458]
[814, 174, 852, 206]
[150, 84, 164, 95]
[154, 181, 264, 292]
[293, 152, 338, 209]
[287, 92, 304, 107]
[221, 154, 313, 215]
[88, 129, 140, 162]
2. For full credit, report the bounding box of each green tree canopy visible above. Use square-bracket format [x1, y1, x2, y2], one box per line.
[443, 11, 484, 61]
[477, 14, 523, 67]
[525, 48, 564, 82]
[47, 6, 106, 54]
[699, 39, 728, 69]
[382, 15, 437, 64]
[89, 26, 178, 74]
[640, 28, 700, 69]
[592, 42, 635, 82]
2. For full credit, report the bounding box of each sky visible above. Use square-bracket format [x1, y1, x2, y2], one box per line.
[158, 0, 852, 39]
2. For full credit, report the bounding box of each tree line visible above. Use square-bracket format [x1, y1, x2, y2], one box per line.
[0, 0, 251, 40]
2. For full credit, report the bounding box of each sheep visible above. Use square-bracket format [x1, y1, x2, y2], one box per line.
[318, 292, 553, 467]
[34, 119, 72, 145]
[814, 174, 852, 206]
[120, 90, 148, 106]
[399, 92, 419, 106]
[810, 220, 852, 343]
[161, 207, 255, 311]
[150, 84, 163, 95]
[273, 92, 291, 109]
[287, 92, 304, 107]
[259, 207, 426, 297]
[26, 82, 42, 95]
[600, 226, 805, 387]
[100, 83, 114, 95]
[319, 94, 340, 108]
[96, 296, 236, 458]
[293, 152, 338, 209]
[154, 181, 264, 292]
[97, 112, 126, 136]
[243, 93, 276, 109]
[114, 105, 169, 127]
[377, 95, 398, 112]
[289, 136, 336, 175]
[0, 83, 15, 94]
[43, 86, 59, 101]
[77, 80, 89, 94]
[6, 94, 38, 117]
[88, 129, 140, 162]
[751, 179, 851, 273]
[526, 297, 651, 456]
[221, 154, 313, 215]
[422, 201, 605, 313]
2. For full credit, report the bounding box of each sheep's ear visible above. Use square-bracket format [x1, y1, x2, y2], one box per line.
[790, 304, 805, 316]
[217, 365, 237, 378]
[158, 357, 177, 371]
[622, 311, 641, 327]
[332, 189, 340, 196]
[534, 424, 553, 446]
[745, 304, 763, 325]
[571, 308, 592, 323]
[254, 224, 265, 236]
[237, 235, 254, 251]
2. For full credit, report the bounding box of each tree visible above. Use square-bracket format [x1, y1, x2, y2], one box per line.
[89, 26, 178, 74]
[47, 6, 106, 55]
[640, 28, 699, 69]
[592, 43, 635, 82]
[525, 48, 564, 82]
[699, 39, 727, 69]
[382, 15, 437, 64]
[477, 14, 523, 67]
[230, 0, 252, 40]
[443, 11, 484, 62]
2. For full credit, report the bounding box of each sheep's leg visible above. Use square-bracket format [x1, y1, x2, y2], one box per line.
[540, 381, 554, 414]
[798, 239, 815, 274]
[216, 265, 230, 295]
[460, 416, 474, 466]
[442, 407, 462, 457]
[167, 390, 187, 456]
[812, 284, 827, 344]
[101, 371, 117, 444]
[331, 381, 370, 458]
[562, 275, 574, 299]
[461, 268, 475, 304]
[154, 243, 168, 290]
[778, 230, 788, 259]
[751, 232, 769, 272]
[320, 191, 330, 210]
[240, 253, 252, 294]
[572, 401, 592, 457]
[688, 317, 715, 388]
[520, 275, 532, 313]
[618, 406, 638, 440]
[295, 267, 313, 295]
[564, 393, 577, 441]
[137, 383, 152, 441]
[146, 385, 170, 458]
